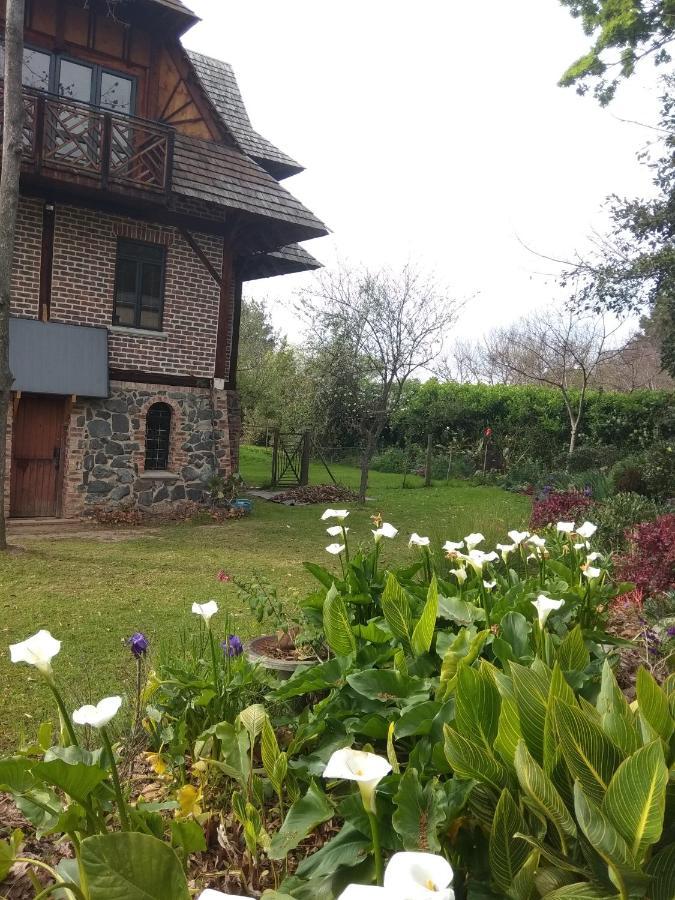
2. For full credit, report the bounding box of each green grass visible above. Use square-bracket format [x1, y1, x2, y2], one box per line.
[0, 446, 529, 748]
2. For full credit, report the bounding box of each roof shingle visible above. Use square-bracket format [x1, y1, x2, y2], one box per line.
[241, 243, 322, 281]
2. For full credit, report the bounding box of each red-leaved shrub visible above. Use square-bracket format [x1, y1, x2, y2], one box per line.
[530, 491, 594, 529]
[614, 514, 675, 597]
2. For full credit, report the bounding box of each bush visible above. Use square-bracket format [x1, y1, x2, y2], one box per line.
[502, 457, 544, 490]
[643, 441, 675, 500]
[592, 491, 661, 550]
[614, 513, 675, 597]
[612, 454, 648, 495]
[370, 446, 410, 474]
[530, 489, 594, 528]
[554, 444, 619, 472]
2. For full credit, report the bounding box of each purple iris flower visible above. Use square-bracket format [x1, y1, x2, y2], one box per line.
[127, 632, 149, 658]
[667, 625, 675, 638]
[221, 635, 244, 657]
[583, 484, 593, 497]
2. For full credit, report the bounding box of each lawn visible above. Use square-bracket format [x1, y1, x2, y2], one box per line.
[0, 446, 530, 748]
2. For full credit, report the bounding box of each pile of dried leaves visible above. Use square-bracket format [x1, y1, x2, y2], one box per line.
[84, 502, 248, 528]
[272, 483, 359, 505]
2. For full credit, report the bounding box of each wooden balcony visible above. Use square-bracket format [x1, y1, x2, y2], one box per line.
[1, 86, 174, 200]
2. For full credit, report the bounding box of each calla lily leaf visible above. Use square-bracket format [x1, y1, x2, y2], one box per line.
[32, 759, 109, 805]
[268, 782, 334, 860]
[81, 832, 190, 899]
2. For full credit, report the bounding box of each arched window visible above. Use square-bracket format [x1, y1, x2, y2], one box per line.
[145, 403, 172, 471]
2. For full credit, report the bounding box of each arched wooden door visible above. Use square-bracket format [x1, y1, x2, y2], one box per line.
[10, 395, 66, 517]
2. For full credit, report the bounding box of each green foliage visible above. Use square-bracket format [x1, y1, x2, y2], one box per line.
[592, 492, 661, 550]
[81, 832, 191, 899]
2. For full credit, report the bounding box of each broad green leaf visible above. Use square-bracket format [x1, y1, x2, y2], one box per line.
[573, 782, 647, 897]
[393, 767, 445, 852]
[516, 833, 589, 877]
[636, 667, 673, 744]
[495, 693, 522, 769]
[646, 843, 675, 900]
[352, 622, 391, 643]
[515, 740, 577, 849]
[541, 885, 619, 898]
[387, 721, 400, 774]
[381, 573, 412, 647]
[456, 663, 500, 749]
[411, 577, 439, 656]
[596, 662, 641, 755]
[304, 561, 337, 589]
[346, 670, 424, 701]
[268, 782, 334, 859]
[324, 584, 357, 657]
[602, 741, 667, 862]
[0, 757, 36, 793]
[534, 869, 577, 895]
[554, 701, 625, 804]
[508, 849, 539, 900]
[544, 664, 576, 784]
[295, 823, 370, 879]
[170, 819, 206, 854]
[557, 626, 589, 671]
[261, 716, 280, 779]
[489, 788, 530, 891]
[273, 658, 346, 700]
[511, 662, 550, 765]
[81, 833, 190, 899]
[444, 724, 508, 792]
[238, 704, 267, 745]
[438, 594, 486, 625]
[438, 628, 489, 699]
[500, 612, 531, 659]
[32, 759, 109, 805]
[395, 701, 441, 738]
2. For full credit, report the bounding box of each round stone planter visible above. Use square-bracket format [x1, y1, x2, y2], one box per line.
[245, 635, 307, 680]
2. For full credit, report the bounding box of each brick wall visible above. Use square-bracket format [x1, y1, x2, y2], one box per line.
[10, 198, 230, 378]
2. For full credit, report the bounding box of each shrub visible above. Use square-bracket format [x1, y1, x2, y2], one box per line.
[612, 454, 648, 495]
[555, 443, 619, 472]
[614, 513, 675, 597]
[530, 489, 593, 528]
[643, 441, 675, 500]
[502, 457, 544, 490]
[592, 491, 661, 550]
[370, 445, 410, 473]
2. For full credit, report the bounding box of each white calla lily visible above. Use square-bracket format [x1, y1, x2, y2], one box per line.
[496, 542, 517, 560]
[556, 521, 575, 533]
[338, 887, 388, 899]
[508, 530, 529, 544]
[409, 533, 430, 547]
[72, 696, 122, 729]
[384, 852, 455, 899]
[451, 567, 467, 585]
[198, 892, 252, 900]
[532, 595, 565, 627]
[9, 630, 61, 675]
[463, 532, 485, 551]
[465, 549, 498, 573]
[442, 540, 464, 553]
[574, 541, 590, 551]
[586, 551, 602, 562]
[527, 535, 546, 548]
[576, 521, 597, 539]
[373, 522, 398, 542]
[323, 747, 391, 812]
[326, 543, 346, 555]
[327, 525, 349, 537]
[582, 565, 602, 579]
[483, 580, 497, 590]
[322, 508, 349, 521]
[192, 600, 219, 624]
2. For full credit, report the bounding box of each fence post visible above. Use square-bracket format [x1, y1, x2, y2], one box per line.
[300, 430, 311, 486]
[424, 434, 433, 487]
[271, 428, 279, 486]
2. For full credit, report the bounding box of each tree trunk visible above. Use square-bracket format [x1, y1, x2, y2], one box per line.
[424, 433, 433, 487]
[358, 430, 379, 503]
[0, 0, 25, 550]
[568, 421, 578, 459]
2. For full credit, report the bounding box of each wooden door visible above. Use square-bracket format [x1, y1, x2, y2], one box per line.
[10, 395, 66, 517]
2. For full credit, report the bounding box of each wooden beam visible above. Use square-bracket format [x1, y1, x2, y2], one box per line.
[179, 227, 222, 287]
[12, 391, 21, 417]
[38, 202, 55, 322]
[215, 243, 233, 380]
[109, 369, 211, 389]
[228, 261, 243, 389]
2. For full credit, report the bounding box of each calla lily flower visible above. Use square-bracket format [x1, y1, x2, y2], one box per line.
[442, 540, 464, 553]
[198, 889, 252, 899]
[327, 524, 349, 537]
[574, 540, 590, 551]
[338, 888, 388, 899]
[582, 565, 602, 579]
[464, 532, 485, 551]
[556, 521, 575, 533]
[483, 580, 497, 590]
[322, 509, 349, 521]
[508, 530, 529, 544]
[373, 522, 398, 542]
[586, 551, 602, 562]
[323, 747, 391, 813]
[192, 601, 219, 624]
[532, 595, 565, 627]
[409, 533, 430, 547]
[464, 549, 498, 573]
[9, 630, 61, 675]
[72, 696, 122, 729]
[384, 852, 455, 899]
[451, 567, 467, 584]
[575, 521, 597, 539]
[527, 535, 546, 548]
[496, 542, 517, 560]
[326, 543, 346, 555]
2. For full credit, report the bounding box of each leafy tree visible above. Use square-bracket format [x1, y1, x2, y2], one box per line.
[559, 0, 675, 104]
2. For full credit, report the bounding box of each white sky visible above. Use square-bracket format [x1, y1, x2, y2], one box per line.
[183, 0, 662, 342]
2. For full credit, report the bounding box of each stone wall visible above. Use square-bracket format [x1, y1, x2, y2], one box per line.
[62, 381, 238, 517]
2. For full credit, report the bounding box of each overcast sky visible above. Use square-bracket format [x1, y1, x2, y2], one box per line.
[183, 0, 661, 342]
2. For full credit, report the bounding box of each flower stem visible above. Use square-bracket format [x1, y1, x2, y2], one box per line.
[367, 811, 383, 885]
[101, 728, 130, 831]
[208, 626, 221, 696]
[46, 680, 79, 747]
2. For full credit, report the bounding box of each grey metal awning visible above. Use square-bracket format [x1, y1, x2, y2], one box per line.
[9, 318, 109, 398]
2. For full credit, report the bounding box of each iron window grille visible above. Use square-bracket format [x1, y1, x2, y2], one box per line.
[144, 402, 172, 471]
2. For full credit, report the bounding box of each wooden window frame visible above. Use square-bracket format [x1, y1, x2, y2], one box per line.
[113, 239, 167, 332]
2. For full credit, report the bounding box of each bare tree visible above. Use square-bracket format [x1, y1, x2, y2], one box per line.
[482, 307, 625, 458]
[301, 264, 456, 501]
[0, 0, 25, 549]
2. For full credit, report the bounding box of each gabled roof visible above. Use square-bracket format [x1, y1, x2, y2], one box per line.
[186, 50, 303, 181]
[241, 243, 322, 281]
[172, 134, 327, 246]
[141, 0, 199, 34]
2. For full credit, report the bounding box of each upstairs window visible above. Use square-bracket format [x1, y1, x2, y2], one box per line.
[145, 403, 172, 471]
[113, 240, 166, 331]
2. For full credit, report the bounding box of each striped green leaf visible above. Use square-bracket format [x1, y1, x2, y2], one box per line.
[238, 704, 266, 744]
[636, 667, 673, 744]
[508, 848, 540, 900]
[381, 573, 412, 648]
[515, 740, 577, 849]
[323, 583, 356, 657]
[495, 693, 522, 769]
[540, 884, 619, 898]
[596, 661, 640, 755]
[511, 662, 550, 765]
[557, 625, 589, 672]
[646, 843, 675, 900]
[554, 701, 625, 804]
[489, 788, 530, 891]
[411, 576, 439, 656]
[261, 715, 280, 778]
[443, 724, 508, 792]
[456, 662, 501, 749]
[602, 741, 667, 863]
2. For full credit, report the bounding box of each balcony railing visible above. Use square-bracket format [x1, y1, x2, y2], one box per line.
[0, 86, 174, 197]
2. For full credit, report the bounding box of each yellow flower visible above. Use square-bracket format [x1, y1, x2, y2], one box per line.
[145, 751, 168, 776]
[370, 512, 383, 528]
[176, 783, 202, 817]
